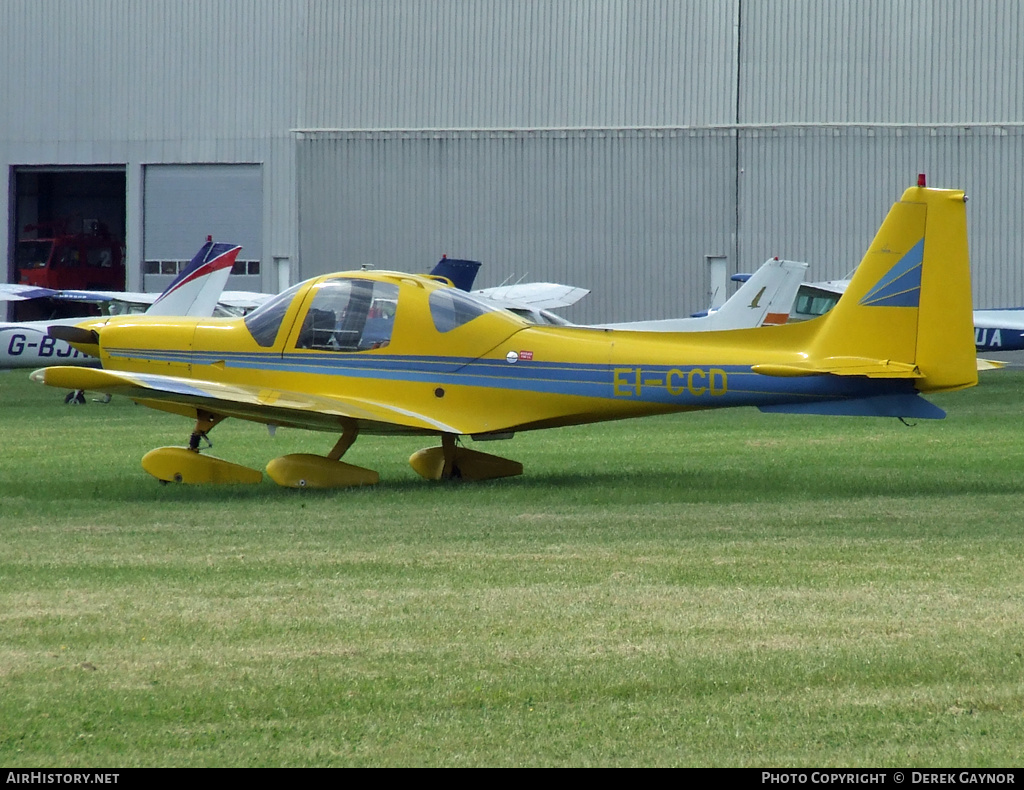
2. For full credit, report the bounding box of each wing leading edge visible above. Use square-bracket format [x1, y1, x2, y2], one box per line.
[30, 366, 463, 435]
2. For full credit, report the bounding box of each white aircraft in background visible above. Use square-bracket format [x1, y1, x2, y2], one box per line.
[790, 278, 1024, 353]
[1, 239, 251, 373]
[472, 281, 589, 326]
[429, 256, 807, 330]
[427, 257, 589, 325]
[591, 258, 807, 332]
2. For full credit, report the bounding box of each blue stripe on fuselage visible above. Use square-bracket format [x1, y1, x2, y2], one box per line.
[103, 348, 918, 409]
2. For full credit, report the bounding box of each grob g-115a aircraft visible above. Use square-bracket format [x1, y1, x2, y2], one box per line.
[35, 179, 977, 488]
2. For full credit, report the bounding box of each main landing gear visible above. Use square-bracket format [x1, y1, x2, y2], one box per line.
[140, 416, 522, 487]
[142, 412, 262, 485]
[265, 423, 379, 488]
[408, 433, 523, 482]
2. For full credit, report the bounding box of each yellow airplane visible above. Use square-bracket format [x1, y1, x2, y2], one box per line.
[35, 179, 977, 488]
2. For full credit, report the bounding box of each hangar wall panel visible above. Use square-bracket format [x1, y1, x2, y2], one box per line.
[736, 126, 1024, 308]
[0, 0, 303, 144]
[4, 0, 1024, 304]
[300, 126, 1024, 321]
[297, 131, 736, 323]
[300, 0, 738, 129]
[740, 0, 1024, 124]
[0, 0, 301, 291]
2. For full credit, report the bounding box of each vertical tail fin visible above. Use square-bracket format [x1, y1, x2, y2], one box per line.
[146, 240, 242, 317]
[711, 259, 808, 328]
[429, 257, 482, 291]
[808, 181, 976, 393]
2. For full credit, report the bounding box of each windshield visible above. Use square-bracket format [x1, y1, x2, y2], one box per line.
[243, 282, 304, 347]
[795, 290, 840, 318]
[295, 278, 399, 352]
[17, 241, 54, 269]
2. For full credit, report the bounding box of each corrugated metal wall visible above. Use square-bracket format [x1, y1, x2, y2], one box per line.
[292, 0, 1024, 317]
[298, 129, 736, 323]
[300, 0, 738, 129]
[0, 0, 303, 291]
[299, 125, 1024, 319]
[737, 125, 1024, 308]
[3, 0, 1024, 310]
[0, 0, 303, 144]
[740, 0, 1024, 124]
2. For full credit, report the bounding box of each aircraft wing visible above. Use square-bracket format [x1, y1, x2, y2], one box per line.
[0, 283, 155, 303]
[93, 290, 160, 305]
[0, 284, 63, 302]
[475, 283, 590, 310]
[31, 366, 464, 435]
[217, 291, 274, 310]
[0, 284, 125, 303]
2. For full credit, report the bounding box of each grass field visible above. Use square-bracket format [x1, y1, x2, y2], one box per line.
[2, 367, 1023, 767]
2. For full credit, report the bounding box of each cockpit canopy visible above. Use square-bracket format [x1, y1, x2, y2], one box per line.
[243, 273, 518, 349]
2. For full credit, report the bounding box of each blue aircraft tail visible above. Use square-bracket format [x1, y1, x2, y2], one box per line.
[429, 257, 482, 291]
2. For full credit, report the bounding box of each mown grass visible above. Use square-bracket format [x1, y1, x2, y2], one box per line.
[1, 368, 1023, 766]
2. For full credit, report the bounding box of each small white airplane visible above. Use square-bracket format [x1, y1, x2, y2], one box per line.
[1, 239, 246, 372]
[429, 257, 807, 330]
[591, 258, 808, 332]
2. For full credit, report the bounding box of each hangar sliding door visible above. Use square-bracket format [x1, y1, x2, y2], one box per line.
[142, 164, 263, 292]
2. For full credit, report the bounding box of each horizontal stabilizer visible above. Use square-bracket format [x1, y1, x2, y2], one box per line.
[759, 393, 945, 419]
[752, 358, 922, 378]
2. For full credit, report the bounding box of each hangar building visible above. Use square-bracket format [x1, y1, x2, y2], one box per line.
[2, 0, 1023, 323]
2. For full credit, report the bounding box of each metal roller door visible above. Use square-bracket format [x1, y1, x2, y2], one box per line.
[142, 164, 263, 292]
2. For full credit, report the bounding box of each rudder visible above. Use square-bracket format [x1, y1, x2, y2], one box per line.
[808, 181, 976, 394]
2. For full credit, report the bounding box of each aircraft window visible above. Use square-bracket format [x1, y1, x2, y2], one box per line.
[295, 278, 398, 352]
[17, 241, 52, 269]
[795, 291, 840, 318]
[811, 295, 839, 315]
[244, 282, 305, 347]
[429, 288, 502, 333]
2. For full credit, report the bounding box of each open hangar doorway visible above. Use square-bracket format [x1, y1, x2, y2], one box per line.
[7, 166, 127, 321]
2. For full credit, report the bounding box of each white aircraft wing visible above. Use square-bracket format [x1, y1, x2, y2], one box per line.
[0, 283, 163, 306]
[474, 283, 590, 310]
[112, 291, 160, 304]
[0, 284, 72, 302]
[218, 291, 274, 310]
[972, 308, 1024, 330]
